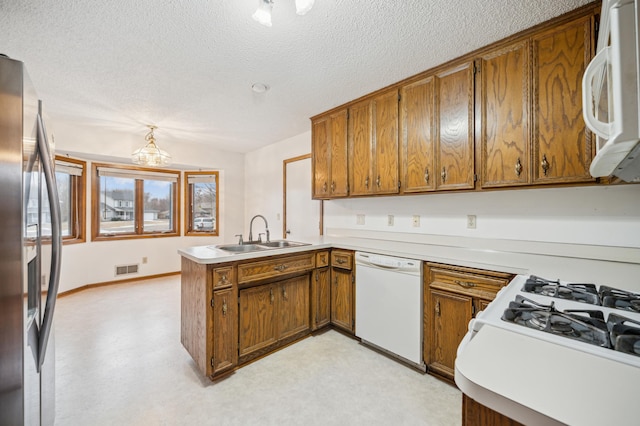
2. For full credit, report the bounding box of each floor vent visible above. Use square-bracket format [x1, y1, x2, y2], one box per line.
[115, 264, 139, 276]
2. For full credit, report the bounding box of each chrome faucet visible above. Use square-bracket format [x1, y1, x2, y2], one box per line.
[248, 214, 270, 243]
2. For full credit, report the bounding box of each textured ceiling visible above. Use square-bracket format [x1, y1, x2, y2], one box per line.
[1, 0, 593, 154]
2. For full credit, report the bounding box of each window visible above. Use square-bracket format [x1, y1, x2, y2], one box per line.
[185, 171, 219, 236]
[92, 163, 180, 240]
[55, 156, 86, 244]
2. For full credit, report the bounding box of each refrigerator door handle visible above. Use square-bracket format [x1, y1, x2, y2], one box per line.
[36, 109, 62, 371]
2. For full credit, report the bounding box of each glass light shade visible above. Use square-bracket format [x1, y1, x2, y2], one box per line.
[252, 0, 273, 27]
[295, 0, 314, 15]
[132, 128, 172, 167]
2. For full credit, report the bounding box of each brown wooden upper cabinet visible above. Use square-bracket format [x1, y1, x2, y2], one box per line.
[312, 108, 348, 199]
[435, 61, 475, 191]
[348, 89, 400, 196]
[531, 14, 595, 184]
[400, 76, 436, 193]
[478, 41, 531, 188]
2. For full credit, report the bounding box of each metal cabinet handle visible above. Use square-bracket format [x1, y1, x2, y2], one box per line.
[270, 288, 274, 304]
[455, 280, 476, 288]
[222, 299, 228, 316]
[365, 176, 369, 189]
[515, 157, 523, 177]
[441, 167, 447, 183]
[322, 181, 328, 192]
[273, 264, 288, 272]
[435, 300, 441, 316]
[541, 154, 550, 176]
[376, 175, 381, 188]
[282, 287, 288, 300]
[218, 273, 229, 286]
[331, 181, 336, 192]
[336, 258, 346, 265]
[424, 167, 429, 184]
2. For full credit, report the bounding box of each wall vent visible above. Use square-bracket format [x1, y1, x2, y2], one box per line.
[115, 264, 139, 276]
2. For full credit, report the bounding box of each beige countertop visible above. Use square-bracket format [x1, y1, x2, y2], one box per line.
[178, 231, 640, 289]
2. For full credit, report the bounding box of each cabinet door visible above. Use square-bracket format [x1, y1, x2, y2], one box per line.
[373, 90, 399, 194]
[312, 117, 330, 198]
[312, 268, 331, 330]
[278, 275, 311, 340]
[480, 41, 531, 187]
[436, 62, 475, 190]
[429, 289, 473, 380]
[532, 15, 594, 184]
[331, 268, 354, 332]
[349, 100, 373, 195]
[401, 77, 436, 193]
[330, 110, 349, 197]
[239, 285, 277, 358]
[211, 288, 237, 376]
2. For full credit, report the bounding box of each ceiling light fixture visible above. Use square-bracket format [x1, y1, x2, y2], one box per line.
[132, 125, 172, 167]
[295, 0, 315, 15]
[252, 0, 315, 27]
[252, 0, 274, 27]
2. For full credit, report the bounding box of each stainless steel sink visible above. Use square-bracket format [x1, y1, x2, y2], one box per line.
[257, 240, 309, 249]
[211, 240, 309, 254]
[214, 244, 267, 253]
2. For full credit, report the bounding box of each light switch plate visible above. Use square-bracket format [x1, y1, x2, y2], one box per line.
[467, 215, 477, 229]
[356, 214, 365, 225]
[387, 215, 394, 226]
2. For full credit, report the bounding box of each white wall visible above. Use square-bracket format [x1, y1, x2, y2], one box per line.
[55, 123, 245, 292]
[324, 185, 640, 248]
[243, 131, 311, 240]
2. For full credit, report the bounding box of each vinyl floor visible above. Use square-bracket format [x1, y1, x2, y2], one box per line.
[54, 275, 461, 425]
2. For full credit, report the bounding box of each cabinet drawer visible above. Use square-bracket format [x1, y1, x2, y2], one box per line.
[429, 267, 510, 298]
[212, 266, 235, 289]
[331, 250, 353, 270]
[316, 251, 330, 268]
[238, 253, 316, 284]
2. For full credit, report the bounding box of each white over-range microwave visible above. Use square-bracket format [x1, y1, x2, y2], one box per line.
[583, 0, 640, 182]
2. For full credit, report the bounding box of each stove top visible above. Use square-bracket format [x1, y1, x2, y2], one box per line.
[521, 275, 640, 312]
[468, 275, 640, 368]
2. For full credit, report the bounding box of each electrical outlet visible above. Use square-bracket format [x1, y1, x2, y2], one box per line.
[142, 257, 148, 264]
[412, 215, 420, 227]
[356, 214, 365, 225]
[387, 215, 394, 226]
[276, 213, 281, 220]
[467, 215, 477, 229]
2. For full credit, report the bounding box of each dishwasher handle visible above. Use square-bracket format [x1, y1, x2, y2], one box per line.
[355, 252, 421, 273]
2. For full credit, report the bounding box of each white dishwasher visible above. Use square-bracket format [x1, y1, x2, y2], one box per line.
[355, 252, 425, 371]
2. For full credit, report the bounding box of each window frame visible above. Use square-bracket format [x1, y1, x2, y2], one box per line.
[184, 171, 219, 237]
[55, 156, 86, 245]
[91, 162, 181, 241]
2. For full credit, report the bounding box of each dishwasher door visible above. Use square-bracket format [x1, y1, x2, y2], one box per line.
[355, 252, 424, 369]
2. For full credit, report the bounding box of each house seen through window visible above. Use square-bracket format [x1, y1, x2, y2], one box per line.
[93, 164, 179, 240]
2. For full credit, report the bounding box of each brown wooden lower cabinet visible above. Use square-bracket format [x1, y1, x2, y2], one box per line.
[424, 263, 513, 382]
[239, 283, 278, 358]
[462, 394, 524, 426]
[239, 275, 311, 361]
[211, 287, 238, 375]
[311, 267, 331, 330]
[429, 289, 473, 379]
[331, 267, 354, 333]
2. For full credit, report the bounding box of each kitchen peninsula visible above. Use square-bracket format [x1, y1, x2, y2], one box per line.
[179, 231, 640, 424]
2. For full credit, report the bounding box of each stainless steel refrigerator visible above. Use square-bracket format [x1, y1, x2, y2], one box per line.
[0, 55, 62, 425]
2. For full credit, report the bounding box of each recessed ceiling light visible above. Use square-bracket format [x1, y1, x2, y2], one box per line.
[251, 83, 270, 93]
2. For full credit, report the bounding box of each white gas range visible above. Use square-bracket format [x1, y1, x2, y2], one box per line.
[455, 274, 640, 426]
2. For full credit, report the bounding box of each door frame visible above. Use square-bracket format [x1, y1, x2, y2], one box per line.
[282, 154, 323, 239]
